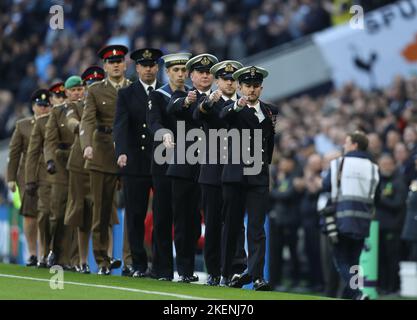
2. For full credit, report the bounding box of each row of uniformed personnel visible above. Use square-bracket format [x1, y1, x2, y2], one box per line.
[7, 64, 126, 274]
[7, 44, 277, 290]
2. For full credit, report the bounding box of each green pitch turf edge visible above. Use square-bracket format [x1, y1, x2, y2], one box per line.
[0, 263, 329, 300]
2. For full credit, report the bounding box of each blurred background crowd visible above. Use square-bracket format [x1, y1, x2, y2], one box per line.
[0, 0, 395, 139]
[269, 76, 417, 296]
[1, 0, 415, 298]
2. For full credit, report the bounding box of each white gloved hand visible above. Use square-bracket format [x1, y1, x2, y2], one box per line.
[163, 133, 175, 149]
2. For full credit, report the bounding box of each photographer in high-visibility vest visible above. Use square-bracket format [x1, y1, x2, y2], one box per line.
[321, 131, 380, 300]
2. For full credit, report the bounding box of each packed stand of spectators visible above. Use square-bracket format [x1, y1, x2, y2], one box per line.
[269, 75, 417, 296]
[0, 0, 397, 140]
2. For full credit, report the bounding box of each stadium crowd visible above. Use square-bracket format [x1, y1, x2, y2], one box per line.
[0, 0, 395, 140]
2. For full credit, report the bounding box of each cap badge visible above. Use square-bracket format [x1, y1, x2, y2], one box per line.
[113, 49, 117, 56]
[59, 85, 65, 91]
[143, 50, 152, 59]
[250, 67, 256, 77]
[225, 63, 234, 72]
[41, 94, 46, 100]
[93, 71, 98, 77]
[201, 56, 210, 66]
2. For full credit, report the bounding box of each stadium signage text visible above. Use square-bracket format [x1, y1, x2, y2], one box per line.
[365, 0, 417, 34]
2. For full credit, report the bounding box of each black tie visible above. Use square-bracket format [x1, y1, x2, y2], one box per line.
[147, 86, 154, 95]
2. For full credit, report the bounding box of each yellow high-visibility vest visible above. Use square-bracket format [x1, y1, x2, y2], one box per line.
[332, 0, 354, 25]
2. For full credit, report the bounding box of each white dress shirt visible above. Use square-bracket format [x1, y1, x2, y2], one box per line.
[249, 101, 265, 123]
[233, 100, 265, 123]
[140, 79, 157, 95]
[198, 89, 211, 97]
[222, 93, 238, 102]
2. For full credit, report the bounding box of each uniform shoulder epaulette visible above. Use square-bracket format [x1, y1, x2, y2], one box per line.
[68, 100, 83, 107]
[52, 102, 66, 110]
[87, 79, 104, 89]
[37, 113, 50, 119]
[16, 116, 33, 126]
[262, 101, 279, 115]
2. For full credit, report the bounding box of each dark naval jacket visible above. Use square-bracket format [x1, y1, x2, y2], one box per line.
[193, 96, 236, 186]
[147, 83, 180, 176]
[219, 100, 277, 186]
[113, 80, 162, 176]
[166, 87, 206, 182]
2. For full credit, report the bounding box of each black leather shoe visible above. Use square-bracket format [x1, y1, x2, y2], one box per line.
[121, 265, 134, 277]
[206, 275, 220, 286]
[26, 255, 37, 267]
[229, 272, 252, 288]
[148, 270, 158, 279]
[132, 270, 148, 278]
[109, 258, 121, 270]
[177, 275, 192, 283]
[79, 264, 91, 274]
[37, 257, 47, 268]
[219, 276, 230, 287]
[62, 264, 75, 272]
[98, 267, 110, 275]
[46, 251, 56, 268]
[253, 278, 271, 291]
[158, 277, 173, 281]
[189, 274, 199, 282]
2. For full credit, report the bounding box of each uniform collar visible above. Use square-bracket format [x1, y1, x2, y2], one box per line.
[344, 150, 372, 160]
[107, 77, 126, 89]
[248, 101, 261, 113]
[197, 89, 211, 96]
[139, 79, 157, 93]
[222, 93, 237, 102]
[248, 101, 265, 123]
[36, 113, 49, 119]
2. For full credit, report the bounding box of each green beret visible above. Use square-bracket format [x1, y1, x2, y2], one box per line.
[65, 76, 83, 89]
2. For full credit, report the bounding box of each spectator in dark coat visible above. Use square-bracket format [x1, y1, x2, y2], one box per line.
[375, 153, 407, 295]
[402, 156, 417, 261]
[300, 153, 324, 292]
[269, 151, 303, 291]
[394, 142, 415, 188]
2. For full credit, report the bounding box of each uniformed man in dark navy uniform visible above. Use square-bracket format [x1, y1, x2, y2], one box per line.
[193, 60, 248, 286]
[220, 66, 277, 291]
[166, 53, 219, 283]
[113, 48, 163, 278]
[147, 53, 192, 281]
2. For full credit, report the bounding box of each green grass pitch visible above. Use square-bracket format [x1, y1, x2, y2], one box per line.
[0, 263, 329, 300]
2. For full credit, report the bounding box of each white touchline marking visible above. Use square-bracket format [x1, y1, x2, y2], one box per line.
[0, 273, 216, 300]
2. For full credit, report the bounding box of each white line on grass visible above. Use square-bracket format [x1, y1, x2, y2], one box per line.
[0, 273, 215, 300]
